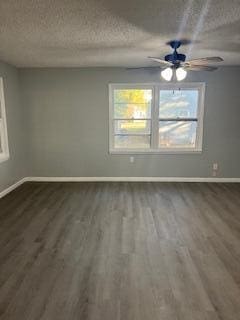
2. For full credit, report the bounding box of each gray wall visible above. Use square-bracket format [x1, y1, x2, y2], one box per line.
[20, 67, 240, 178]
[0, 61, 27, 192]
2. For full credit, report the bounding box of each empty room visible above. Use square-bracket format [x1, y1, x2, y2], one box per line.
[0, 0, 240, 319]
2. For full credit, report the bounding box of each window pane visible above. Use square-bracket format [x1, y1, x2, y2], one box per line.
[0, 119, 3, 153]
[114, 120, 151, 135]
[0, 134, 2, 153]
[159, 90, 198, 118]
[114, 89, 152, 119]
[159, 121, 197, 148]
[114, 135, 150, 149]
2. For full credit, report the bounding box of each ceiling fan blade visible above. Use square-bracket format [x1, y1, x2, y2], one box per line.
[148, 57, 173, 66]
[185, 57, 223, 65]
[184, 65, 218, 71]
[126, 66, 161, 70]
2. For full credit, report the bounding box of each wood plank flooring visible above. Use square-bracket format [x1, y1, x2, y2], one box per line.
[0, 182, 240, 320]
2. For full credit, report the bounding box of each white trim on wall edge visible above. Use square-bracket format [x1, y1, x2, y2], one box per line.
[0, 177, 28, 199]
[1, 176, 240, 200]
[27, 177, 240, 183]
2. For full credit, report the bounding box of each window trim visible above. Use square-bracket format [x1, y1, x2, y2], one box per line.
[109, 82, 205, 154]
[0, 78, 9, 163]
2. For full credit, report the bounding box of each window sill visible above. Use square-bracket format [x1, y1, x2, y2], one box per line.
[0, 154, 10, 164]
[109, 149, 202, 155]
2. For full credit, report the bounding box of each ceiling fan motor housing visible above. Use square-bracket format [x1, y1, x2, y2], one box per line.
[165, 40, 186, 66]
[165, 52, 186, 65]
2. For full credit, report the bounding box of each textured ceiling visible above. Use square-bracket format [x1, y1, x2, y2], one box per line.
[0, 0, 240, 67]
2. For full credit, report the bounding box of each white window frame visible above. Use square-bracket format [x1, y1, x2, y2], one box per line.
[0, 78, 9, 163]
[109, 82, 205, 154]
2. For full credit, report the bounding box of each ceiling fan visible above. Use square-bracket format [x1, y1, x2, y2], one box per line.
[130, 40, 224, 81]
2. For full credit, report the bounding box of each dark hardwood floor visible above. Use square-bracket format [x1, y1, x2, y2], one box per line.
[0, 182, 240, 320]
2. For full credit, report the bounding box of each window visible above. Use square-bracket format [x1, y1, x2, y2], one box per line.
[109, 83, 205, 153]
[0, 78, 9, 163]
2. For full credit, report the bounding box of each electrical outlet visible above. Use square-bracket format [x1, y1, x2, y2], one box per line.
[212, 170, 217, 177]
[130, 156, 135, 163]
[212, 162, 219, 177]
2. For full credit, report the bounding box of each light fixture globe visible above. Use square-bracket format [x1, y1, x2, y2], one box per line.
[176, 67, 187, 81]
[161, 67, 173, 81]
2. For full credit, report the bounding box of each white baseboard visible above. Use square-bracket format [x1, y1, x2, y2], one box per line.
[1, 176, 240, 199]
[0, 177, 28, 199]
[27, 176, 240, 183]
